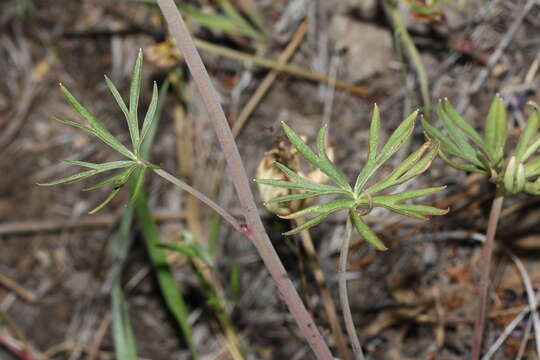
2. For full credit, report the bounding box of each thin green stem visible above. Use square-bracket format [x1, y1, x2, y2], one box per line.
[470, 188, 505, 360]
[154, 1, 334, 358]
[388, 3, 432, 118]
[340, 217, 365, 360]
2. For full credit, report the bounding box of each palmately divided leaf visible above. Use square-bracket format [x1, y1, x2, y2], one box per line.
[60, 85, 136, 160]
[128, 49, 143, 151]
[350, 210, 387, 250]
[355, 109, 418, 194]
[366, 141, 434, 194]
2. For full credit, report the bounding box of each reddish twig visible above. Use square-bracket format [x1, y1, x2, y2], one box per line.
[470, 188, 505, 359]
[154, 1, 333, 358]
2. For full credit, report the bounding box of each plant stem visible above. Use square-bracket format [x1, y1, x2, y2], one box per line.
[340, 217, 365, 360]
[296, 217, 351, 360]
[388, 3, 431, 118]
[155, 1, 334, 358]
[470, 188, 505, 360]
[154, 168, 243, 234]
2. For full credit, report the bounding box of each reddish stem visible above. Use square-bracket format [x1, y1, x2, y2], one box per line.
[470, 189, 504, 359]
[154, 1, 333, 358]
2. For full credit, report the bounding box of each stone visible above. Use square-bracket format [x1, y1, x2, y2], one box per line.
[329, 16, 394, 82]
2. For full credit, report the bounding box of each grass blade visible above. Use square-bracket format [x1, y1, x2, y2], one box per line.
[135, 194, 199, 359]
[111, 206, 137, 360]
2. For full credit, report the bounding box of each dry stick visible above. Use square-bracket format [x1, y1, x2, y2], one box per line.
[507, 252, 540, 358]
[232, 21, 308, 137]
[339, 218, 365, 360]
[194, 38, 371, 98]
[471, 189, 505, 360]
[296, 217, 351, 360]
[155, 1, 334, 359]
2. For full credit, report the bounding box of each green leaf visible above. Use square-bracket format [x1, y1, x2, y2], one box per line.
[484, 95, 507, 162]
[355, 110, 418, 193]
[377, 109, 418, 165]
[523, 135, 540, 162]
[84, 166, 136, 191]
[140, 82, 159, 144]
[128, 49, 143, 152]
[55, 117, 95, 134]
[105, 75, 130, 125]
[349, 210, 387, 250]
[367, 104, 381, 164]
[282, 214, 327, 235]
[180, 4, 261, 39]
[281, 123, 352, 192]
[372, 186, 445, 205]
[60, 85, 136, 160]
[266, 190, 346, 204]
[439, 152, 486, 174]
[256, 178, 336, 193]
[157, 242, 198, 260]
[515, 104, 539, 162]
[438, 101, 479, 165]
[128, 166, 147, 204]
[367, 141, 434, 194]
[65, 160, 135, 171]
[89, 187, 121, 214]
[525, 156, 540, 177]
[39, 169, 102, 186]
[443, 99, 485, 149]
[135, 194, 199, 358]
[273, 162, 346, 193]
[316, 126, 352, 191]
[279, 198, 356, 220]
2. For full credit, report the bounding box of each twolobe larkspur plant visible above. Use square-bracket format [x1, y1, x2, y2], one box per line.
[422, 96, 540, 360]
[423, 96, 540, 193]
[256, 105, 448, 251]
[39, 50, 160, 213]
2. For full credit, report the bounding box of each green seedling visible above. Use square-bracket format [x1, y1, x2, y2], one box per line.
[39, 50, 160, 213]
[256, 105, 448, 250]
